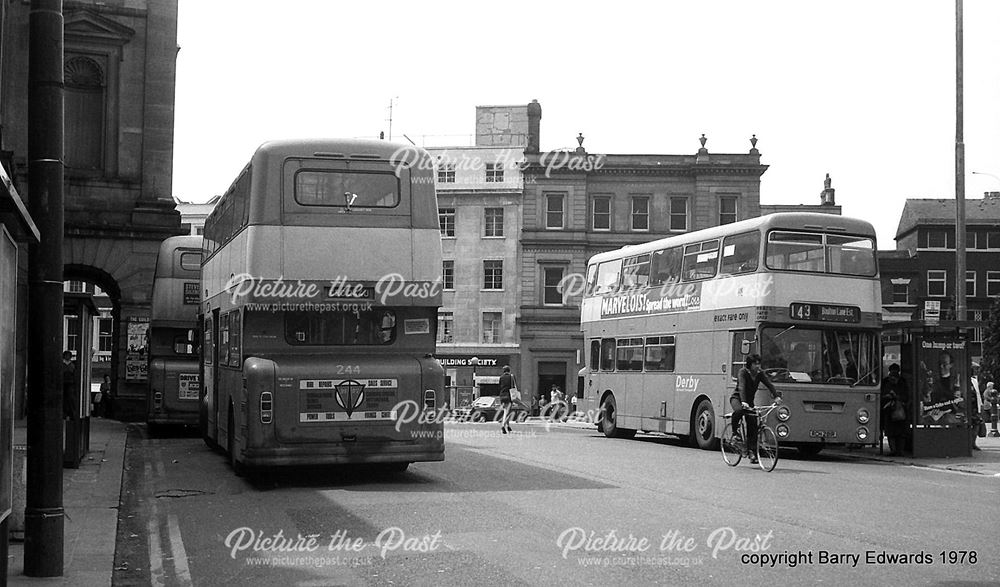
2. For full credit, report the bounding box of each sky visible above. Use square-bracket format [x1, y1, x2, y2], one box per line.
[172, 0, 1000, 248]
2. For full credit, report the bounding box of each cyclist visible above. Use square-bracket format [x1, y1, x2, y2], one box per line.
[732, 353, 782, 463]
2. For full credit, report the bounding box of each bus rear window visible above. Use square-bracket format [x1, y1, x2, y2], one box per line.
[285, 309, 396, 345]
[294, 170, 400, 208]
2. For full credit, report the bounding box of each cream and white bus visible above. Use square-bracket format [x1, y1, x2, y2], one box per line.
[580, 212, 881, 455]
[200, 139, 445, 474]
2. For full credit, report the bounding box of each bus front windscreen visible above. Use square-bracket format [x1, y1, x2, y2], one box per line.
[759, 327, 878, 386]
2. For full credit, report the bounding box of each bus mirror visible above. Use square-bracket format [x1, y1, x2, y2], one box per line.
[740, 340, 751, 355]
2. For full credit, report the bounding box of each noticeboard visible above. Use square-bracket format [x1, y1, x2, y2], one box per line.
[126, 316, 150, 381]
[915, 337, 968, 427]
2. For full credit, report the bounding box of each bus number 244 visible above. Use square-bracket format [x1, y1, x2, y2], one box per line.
[336, 365, 361, 375]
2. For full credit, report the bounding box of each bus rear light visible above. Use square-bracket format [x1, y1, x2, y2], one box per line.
[857, 408, 870, 424]
[424, 390, 436, 410]
[776, 424, 789, 438]
[153, 391, 163, 409]
[776, 406, 790, 421]
[260, 391, 273, 424]
[856, 426, 869, 441]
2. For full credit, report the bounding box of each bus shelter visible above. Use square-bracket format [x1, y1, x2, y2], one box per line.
[1, 165, 39, 577]
[64, 293, 97, 468]
[882, 320, 977, 458]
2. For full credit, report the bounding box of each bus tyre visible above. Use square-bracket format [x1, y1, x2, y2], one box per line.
[692, 399, 719, 451]
[601, 394, 635, 439]
[147, 422, 160, 438]
[228, 404, 245, 477]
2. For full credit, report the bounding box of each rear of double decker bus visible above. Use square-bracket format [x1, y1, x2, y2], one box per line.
[747, 215, 882, 454]
[205, 139, 444, 473]
[147, 236, 202, 430]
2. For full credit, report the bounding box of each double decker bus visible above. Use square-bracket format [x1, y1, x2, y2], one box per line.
[580, 212, 881, 455]
[147, 235, 203, 432]
[200, 139, 445, 474]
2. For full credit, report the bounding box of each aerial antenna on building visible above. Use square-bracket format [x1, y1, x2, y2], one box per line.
[387, 96, 399, 141]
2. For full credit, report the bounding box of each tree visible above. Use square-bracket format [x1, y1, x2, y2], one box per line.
[981, 296, 1000, 387]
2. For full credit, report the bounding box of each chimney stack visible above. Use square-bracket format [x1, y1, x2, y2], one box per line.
[526, 99, 542, 154]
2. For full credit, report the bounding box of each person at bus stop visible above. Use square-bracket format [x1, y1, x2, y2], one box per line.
[731, 354, 782, 464]
[880, 364, 909, 456]
[498, 365, 514, 434]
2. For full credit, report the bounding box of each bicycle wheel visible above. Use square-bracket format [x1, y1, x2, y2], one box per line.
[756, 426, 779, 472]
[721, 422, 742, 467]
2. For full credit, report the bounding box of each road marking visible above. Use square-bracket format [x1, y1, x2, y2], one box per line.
[167, 513, 194, 587]
[147, 503, 166, 587]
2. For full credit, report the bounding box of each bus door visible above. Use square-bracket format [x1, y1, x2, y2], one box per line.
[728, 330, 756, 407]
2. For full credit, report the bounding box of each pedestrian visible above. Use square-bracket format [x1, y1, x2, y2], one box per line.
[498, 365, 514, 434]
[985, 381, 997, 432]
[971, 368, 984, 451]
[94, 374, 111, 418]
[881, 364, 909, 456]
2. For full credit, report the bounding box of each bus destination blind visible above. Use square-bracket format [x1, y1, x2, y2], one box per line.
[789, 303, 860, 323]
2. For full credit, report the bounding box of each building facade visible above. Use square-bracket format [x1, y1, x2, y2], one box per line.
[519, 105, 768, 401]
[879, 196, 1000, 363]
[1, 1, 183, 415]
[427, 106, 526, 405]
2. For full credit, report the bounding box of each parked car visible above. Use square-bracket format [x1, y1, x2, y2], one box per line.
[452, 396, 529, 422]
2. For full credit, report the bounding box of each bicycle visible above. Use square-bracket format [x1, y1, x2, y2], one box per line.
[721, 403, 780, 472]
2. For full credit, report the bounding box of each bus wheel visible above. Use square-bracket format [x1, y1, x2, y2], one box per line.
[601, 394, 635, 439]
[228, 404, 245, 477]
[691, 399, 719, 451]
[383, 462, 410, 473]
[147, 422, 161, 438]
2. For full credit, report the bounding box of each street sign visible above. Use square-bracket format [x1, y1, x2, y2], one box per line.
[924, 300, 941, 325]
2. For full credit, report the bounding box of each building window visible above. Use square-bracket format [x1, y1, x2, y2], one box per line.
[927, 270, 947, 297]
[439, 207, 455, 237]
[442, 260, 454, 290]
[485, 163, 504, 183]
[988, 231, 1000, 249]
[437, 163, 455, 183]
[925, 229, 948, 249]
[592, 196, 611, 231]
[971, 311, 984, 343]
[720, 196, 738, 225]
[437, 311, 454, 344]
[546, 194, 564, 229]
[631, 196, 649, 231]
[543, 266, 565, 305]
[66, 280, 85, 293]
[670, 197, 688, 231]
[98, 317, 114, 352]
[987, 271, 1000, 297]
[891, 282, 909, 305]
[482, 312, 502, 344]
[967, 271, 977, 298]
[483, 260, 503, 290]
[484, 207, 504, 237]
[65, 56, 105, 171]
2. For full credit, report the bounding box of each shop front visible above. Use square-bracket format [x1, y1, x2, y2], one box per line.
[882, 320, 977, 458]
[437, 354, 516, 409]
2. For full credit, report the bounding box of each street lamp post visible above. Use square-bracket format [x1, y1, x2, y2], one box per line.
[469, 356, 479, 400]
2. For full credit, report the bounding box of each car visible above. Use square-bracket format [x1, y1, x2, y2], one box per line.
[452, 396, 529, 422]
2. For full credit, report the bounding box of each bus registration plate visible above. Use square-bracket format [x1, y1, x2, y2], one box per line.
[809, 430, 837, 438]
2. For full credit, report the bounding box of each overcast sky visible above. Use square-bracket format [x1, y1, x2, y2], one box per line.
[172, 0, 1000, 248]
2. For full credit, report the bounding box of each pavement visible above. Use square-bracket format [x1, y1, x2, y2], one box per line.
[7, 417, 127, 586]
[4, 417, 999, 585]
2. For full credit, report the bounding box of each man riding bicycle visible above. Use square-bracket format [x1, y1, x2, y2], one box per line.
[732, 354, 782, 463]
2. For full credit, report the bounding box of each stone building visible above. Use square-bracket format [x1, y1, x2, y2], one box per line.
[519, 103, 768, 400]
[427, 106, 525, 404]
[1, 1, 183, 415]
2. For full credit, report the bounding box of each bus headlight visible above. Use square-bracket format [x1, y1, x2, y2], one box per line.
[424, 389, 436, 410]
[857, 408, 870, 424]
[776, 424, 789, 438]
[260, 391, 273, 424]
[776, 406, 790, 421]
[857, 426, 869, 441]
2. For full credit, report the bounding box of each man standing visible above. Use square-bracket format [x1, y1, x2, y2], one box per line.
[880, 364, 909, 456]
[498, 365, 514, 434]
